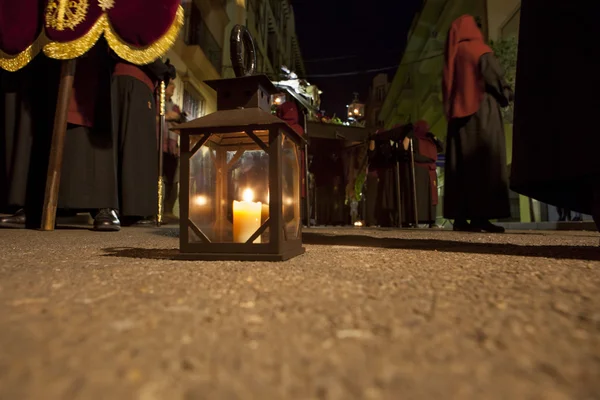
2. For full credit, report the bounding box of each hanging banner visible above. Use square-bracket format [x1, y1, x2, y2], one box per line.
[0, 0, 46, 71]
[43, 0, 184, 64]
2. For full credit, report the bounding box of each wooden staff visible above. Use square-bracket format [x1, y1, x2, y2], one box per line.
[41, 59, 77, 231]
[304, 112, 310, 228]
[157, 81, 166, 226]
[409, 138, 419, 227]
[395, 148, 403, 228]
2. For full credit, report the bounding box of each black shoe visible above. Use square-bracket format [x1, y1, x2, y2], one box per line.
[453, 219, 479, 232]
[471, 219, 505, 233]
[93, 209, 121, 232]
[0, 209, 26, 228]
[121, 216, 155, 227]
[135, 217, 155, 226]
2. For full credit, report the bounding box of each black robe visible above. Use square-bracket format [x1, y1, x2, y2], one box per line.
[1, 55, 60, 226]
[510, 0, 600, 231]
[443, 52, 513, 221]
[58, 43, 117, 211]
[311, 138, 346, 225]
[400, 134, 442, 226]
[111, 57, 173, 217]
[368, 136, 399, 227]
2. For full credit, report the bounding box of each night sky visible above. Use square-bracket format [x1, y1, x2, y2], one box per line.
[291, 0, 422, 118]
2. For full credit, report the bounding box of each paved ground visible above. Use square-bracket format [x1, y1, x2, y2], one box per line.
[0, 225, 599, 400]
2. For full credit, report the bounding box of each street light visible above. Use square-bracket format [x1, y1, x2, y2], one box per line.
[176, 75, 306, 261]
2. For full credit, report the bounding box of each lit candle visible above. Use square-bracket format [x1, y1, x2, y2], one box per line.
[233, 188, 262, 243]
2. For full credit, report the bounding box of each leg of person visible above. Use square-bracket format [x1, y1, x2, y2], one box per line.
[113, 76, 158, 225]
[58, 125, 120, 231]
[1, 57, 45, 228]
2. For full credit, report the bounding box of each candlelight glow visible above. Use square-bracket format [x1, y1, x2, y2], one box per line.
[274, 97, 283, 105]
[285, 197, 293, 206]
[354, 221, 363, 227]
[242, 188, 254, 202]
[353, 108, 359, 114]
[194, 195, 208, 206]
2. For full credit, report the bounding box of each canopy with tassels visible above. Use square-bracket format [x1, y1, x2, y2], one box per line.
[0, 0, 184, 71]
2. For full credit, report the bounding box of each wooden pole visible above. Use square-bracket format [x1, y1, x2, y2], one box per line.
[395, 157, 402, 228]
[157, 81, 166, 226]
[41, 59, 77, 231]
[410, 138, 419, 228]
[303, 112, 310, 228]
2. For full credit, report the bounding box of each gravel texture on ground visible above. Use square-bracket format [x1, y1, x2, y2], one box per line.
[0, 226, 599, 400]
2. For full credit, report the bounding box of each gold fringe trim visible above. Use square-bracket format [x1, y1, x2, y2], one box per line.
[43, 5, 184, 65]
[43, 14, 107, 59]
[104, 5, 184, 65]
[0, 33, 47, 72]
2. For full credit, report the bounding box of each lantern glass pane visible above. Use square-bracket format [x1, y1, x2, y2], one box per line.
[188, 132, 270, 244]
[281, 133, 301, 239]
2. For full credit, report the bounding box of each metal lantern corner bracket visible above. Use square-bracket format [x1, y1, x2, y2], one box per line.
[175, 74, 306, 262]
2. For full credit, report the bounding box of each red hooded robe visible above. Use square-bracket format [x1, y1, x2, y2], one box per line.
[442, 15, 493, 120]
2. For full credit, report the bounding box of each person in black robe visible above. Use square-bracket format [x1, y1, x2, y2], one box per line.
[442, 15, 514, 233]
[310, 138, 346, 226]
[1, 42, 120, 231]
[111, 55, 176, 226]
[0, 55, 58, 228]
[367, 131, 397, 227]
[59, 42, 119, 230]
[400, 120, 443, 227]
[510, 0, 600, 234]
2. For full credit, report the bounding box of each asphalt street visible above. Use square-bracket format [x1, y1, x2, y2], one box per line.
[0, 226, 598, 399]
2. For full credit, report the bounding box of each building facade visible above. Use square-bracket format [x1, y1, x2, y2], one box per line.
[365, 73, 391, 130]
[165, 0, 307, 121]
[234, 0, 306, 79]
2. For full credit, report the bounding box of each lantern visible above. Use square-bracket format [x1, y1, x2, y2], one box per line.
[347, 92, 365, 119]
[271, 92, 286, 106]
[176, 75, 305, 261]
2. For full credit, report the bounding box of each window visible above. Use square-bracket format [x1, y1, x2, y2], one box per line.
[375, 85, 385, 101]
[183, 0, 223, 72]
[182, 82, 206, 120]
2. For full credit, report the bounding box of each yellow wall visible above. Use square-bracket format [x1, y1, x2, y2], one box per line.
[486, 0, 520, 41]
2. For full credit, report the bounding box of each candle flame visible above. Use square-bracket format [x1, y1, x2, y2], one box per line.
[354, 221, 363, 227]
[242, 188, 254, 202]
[194, 195, 208, 206]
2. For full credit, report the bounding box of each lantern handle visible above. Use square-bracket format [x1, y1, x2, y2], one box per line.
[230, 25, 257, 77]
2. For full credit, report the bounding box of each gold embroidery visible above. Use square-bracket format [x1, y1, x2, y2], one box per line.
[43, 14, 106, 59]
[0, 33, 47, 72]
[104, 6, 184, 65]
[43, 6, 184, 66]
[46, 0, 89, 31]
[97, 0, 115, 11]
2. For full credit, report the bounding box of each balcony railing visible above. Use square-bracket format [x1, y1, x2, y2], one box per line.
[183, 1, 223, 73]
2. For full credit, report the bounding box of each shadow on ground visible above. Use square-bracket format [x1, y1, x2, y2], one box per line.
[103, 230, 600, 262]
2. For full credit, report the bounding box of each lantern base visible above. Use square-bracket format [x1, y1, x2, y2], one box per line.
[175, 247, 305, 262]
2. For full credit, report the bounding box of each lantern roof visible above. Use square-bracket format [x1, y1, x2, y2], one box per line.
[175, 107, 306, 145]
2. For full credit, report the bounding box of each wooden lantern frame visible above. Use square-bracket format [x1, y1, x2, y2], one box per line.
[176, 76, 306, 262]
